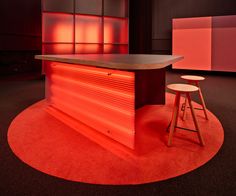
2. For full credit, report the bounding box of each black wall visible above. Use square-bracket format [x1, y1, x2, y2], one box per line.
[0, 0, 41, 50]
[129, 0, 152, 54]
[0, 0, 41, 74]
[152, 0, 236, 54]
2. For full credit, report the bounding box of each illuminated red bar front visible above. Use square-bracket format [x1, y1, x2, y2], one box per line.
[36, 54, 183, 149]
[45, 62, 135, 148]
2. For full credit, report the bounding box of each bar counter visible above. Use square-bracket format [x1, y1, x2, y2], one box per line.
[35, 54, 183, 70]
[35, 54, 183, 149]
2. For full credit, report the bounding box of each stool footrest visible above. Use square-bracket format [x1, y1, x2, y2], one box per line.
[193, 107, 203, 110]
[181, 104, 203, 111]
[175, 126, 198, 132]
[166, 123, 198, 133]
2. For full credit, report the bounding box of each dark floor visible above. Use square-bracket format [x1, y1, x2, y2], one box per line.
[0, 70, 236, 196]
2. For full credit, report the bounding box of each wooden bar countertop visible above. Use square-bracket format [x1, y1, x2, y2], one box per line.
[35, 54, 183, 70]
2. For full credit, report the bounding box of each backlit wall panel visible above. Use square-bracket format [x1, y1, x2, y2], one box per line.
[212, 15, 236, 72]
[172, 17, 212, 70]
[104, 44, 128, 54]
[43, 44, 74, 54]
[75, 0, 102, 15]
[42, 13, 74, 43]
[75, 44, 103, 54]
[45, 62, 135, 148]
[173, 15, 236, 72]
[75, 15, 103, 43]
[42, 0, 129, 55]
[104, 0, 128, 18]
[104, 17, 128, 44]
[42, 0, 74, 13]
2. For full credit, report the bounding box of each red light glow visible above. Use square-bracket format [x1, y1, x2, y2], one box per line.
[42, 13, 129, 57]
[75, 15, 103, 43]
[42, 13, 74, 43]
[104, 17, 128, 44]
[76, 44, 103, 54]
[104, 44, 128, 54]
[173, 17, 212, 70]
[42, 44, 74, 54]
[45, 62, 135, 148]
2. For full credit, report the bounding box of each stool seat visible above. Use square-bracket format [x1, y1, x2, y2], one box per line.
[180, 75, 208, 120]
[181, 75, 205, 81]
[167, 83, 199, 93]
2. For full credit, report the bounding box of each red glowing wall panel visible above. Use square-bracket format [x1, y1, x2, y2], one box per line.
[75, 44, 103, 54]
[45, 62, 135, 149]
[42, 13, 74, 43]
[75, 0, 102, 15]
[42, 1, 129, 56]
[75, 15, 103, 43]
[104, 0, 128, 18]
[104, 17, 128, 44]
[104, 44, 128, 54]
[172, 17, 212, 70]
[42, 0, 74, 13]
[42, 44, 74, 54]
[212, 15, 236, 72]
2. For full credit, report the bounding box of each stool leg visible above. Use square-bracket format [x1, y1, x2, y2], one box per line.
[182, 94, 187, 120]
[168, 92, 181, 146]
[182, 80, 192, 120]
[195, 82, 208, 120]
[186, 93, 205, 146]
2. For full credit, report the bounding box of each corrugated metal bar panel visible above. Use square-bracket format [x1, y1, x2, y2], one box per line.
[45, 62, 135, 148]
[48, 75, 134, 111]
[49, 62, 134, 94]
[49, 87, 134, 129]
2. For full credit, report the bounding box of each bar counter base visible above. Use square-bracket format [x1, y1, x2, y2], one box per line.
[8, 93, 224, 185]
[45, 61, 166, 149]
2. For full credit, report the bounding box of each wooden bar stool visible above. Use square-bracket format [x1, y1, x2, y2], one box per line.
[181, 75, 208, 120]
[167, 84, 205, 147]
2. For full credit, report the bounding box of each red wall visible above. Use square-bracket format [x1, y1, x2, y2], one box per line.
[212, 15, 236, 72]
[42, 0, 129, 55]
[173, 15, 236, 72]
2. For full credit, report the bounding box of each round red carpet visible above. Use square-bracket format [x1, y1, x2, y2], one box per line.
[8, 93, 224, 185]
